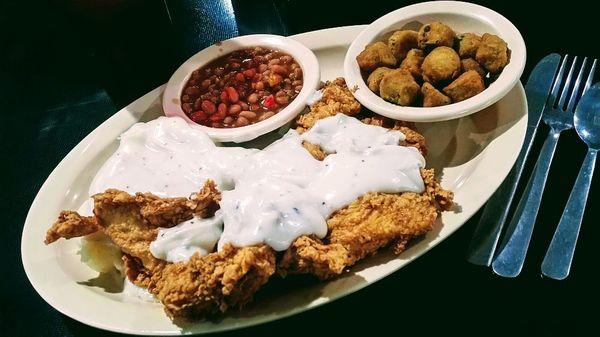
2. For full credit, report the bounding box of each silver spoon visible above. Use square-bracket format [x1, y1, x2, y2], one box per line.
[541, 82, 600, 280]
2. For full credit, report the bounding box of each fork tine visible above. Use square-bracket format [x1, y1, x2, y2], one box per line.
[547, 55, 570, 107]
[582, 58, 597, 95]
[565, 57, 588, 112]
[557, 56, 578, 109]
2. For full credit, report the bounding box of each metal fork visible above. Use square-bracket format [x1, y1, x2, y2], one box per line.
[492, 55, 596, 277]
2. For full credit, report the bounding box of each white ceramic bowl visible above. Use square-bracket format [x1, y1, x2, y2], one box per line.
[163, 34, 320, 143]
[344, 1, 526, 122]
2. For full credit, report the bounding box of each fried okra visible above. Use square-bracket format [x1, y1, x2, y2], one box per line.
[422, 46, 460, 84]
[418, 22, 455, 50]
[399, 49, 424, 79]
[421, 82, 451, 107]
[367, 67, 393, 94]
[379, 69, 420, 106]
[388, 30, 419, 61]
[475, 33, 510, 73]
[356, 42, 397, 72]
[457, 33, 481, 58]
[443, 70, 485, 102]
[460, 58, 486, 78]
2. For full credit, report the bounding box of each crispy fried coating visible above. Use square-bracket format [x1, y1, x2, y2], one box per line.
[92, 181, 221, 277]
[421, 82, 451, 107]
[366, 67, 393, 94]
[443, 70, 485, 102]
[295, 78, 361, 133]
[476, 33, 510, 73]
[379, 69, 420, 106]
[387, 30, 419, 61]
[356, 42, 397, 72]
[45, 211, 100, 244]
[422, 46, 461, 84]
[418, 21, 455, 50]
[279, 169, 453, 279]
[461, 58, 486, 78]
[301, 141, 327, 161]
[149, 244, 276, 318]
[279, 236, 348, 280]
[457, 33, 481, 58]
[399, 49, 424, 79]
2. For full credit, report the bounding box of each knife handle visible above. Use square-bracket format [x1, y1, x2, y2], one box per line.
[466, 124, 539, 266]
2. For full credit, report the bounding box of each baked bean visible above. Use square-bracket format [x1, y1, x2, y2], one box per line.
[211, 122, 222, 128]
[255, 81, 264, 90]
[183, 87, 202, 96]
[220, 90, 228, 102]
[250, 104, 260, 111]
[235, 116, 249, 126]
[228, 104, 241, 115]
[201, 100, 216, 114]
[294, 85, 303, 92]
[201, 79, 211, 88]
[271, 64, 288, 75]
[243, 68, 256, 78]
[181, 94, 192, 103]
[239, 110, 257, 120]
[225, 87, 239, 103]
[235, 72, 245, 82]
[258, 63, 268, 73]
[191, 111, 207, 122]
[223, 116, 234, 124]
[248, 93, 259, 104]
[239, 102, 249, 110]
[268, 73, 283, 87]
[194, 98, 203, 110]
[275, 95, 289, 105]
[294, 67, 302, 79]
[259, 111, 275, 121]
[218, 103, 227, 115]
[268, 58, 280, 66]
[182, 103, 193, 113]
[214, 67, 224, 76]
[275, 90, 285, 97]
[281, 55, 293, 64]
[292, 80, 302, 86]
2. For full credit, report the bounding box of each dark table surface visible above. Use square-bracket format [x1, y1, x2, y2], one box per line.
[1, 1, 599, 336]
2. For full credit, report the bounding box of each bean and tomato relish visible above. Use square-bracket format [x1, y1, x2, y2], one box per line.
[180, 47, 304, 128]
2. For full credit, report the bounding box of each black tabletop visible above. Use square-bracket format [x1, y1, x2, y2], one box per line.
[1, 1, 599, 336]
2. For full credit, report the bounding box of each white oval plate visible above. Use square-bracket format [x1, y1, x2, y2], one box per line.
[21, 25, 527, 335]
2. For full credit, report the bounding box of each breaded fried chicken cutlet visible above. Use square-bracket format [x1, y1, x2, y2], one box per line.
[44, 77, 453, 320]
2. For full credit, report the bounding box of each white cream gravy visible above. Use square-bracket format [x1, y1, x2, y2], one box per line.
[89, 115, 425, 262]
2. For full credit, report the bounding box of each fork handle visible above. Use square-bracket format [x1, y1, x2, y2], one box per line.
[541, 148, 597, 280]
[492, 129, 561, 277]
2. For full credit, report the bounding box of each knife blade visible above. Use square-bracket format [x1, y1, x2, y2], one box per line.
[466, 53, 561, 266]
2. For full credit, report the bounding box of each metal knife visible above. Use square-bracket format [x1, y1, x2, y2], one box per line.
[466, 53, 561, 266]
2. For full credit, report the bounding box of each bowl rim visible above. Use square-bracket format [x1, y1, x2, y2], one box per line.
[343, 0, 526, 122]
[163, 34, 320, 143]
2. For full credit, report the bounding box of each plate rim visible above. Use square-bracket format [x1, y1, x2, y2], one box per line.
[21, 24, 528, 335]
